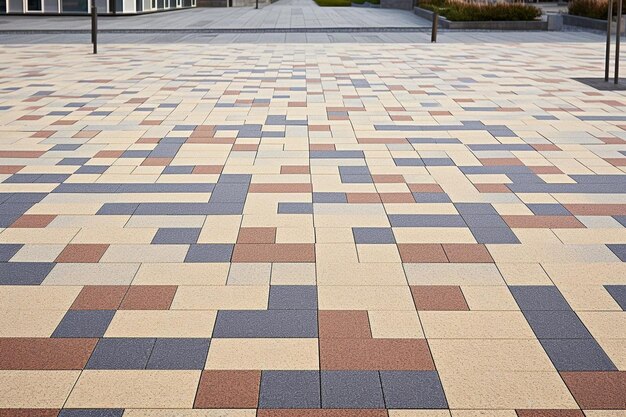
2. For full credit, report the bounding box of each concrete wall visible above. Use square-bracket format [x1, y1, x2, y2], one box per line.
[381, 0, 412, 10]
[44, 0, 57, 12]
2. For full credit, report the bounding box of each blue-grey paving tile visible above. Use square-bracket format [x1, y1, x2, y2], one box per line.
[510, 286, 572, 311]
[607, 244, 626, 261]
[90, 111, 111, 116]
[86, 338, 155, 369]
[614, 216, 626, 227]
[389, 214, 466, 228]
[508, 183, 626, 194]
[149, 144, 182, 158]
[269, 286, 317, 310]
[310, 151, 364, 159]
[5, 193, 46, 203]
[380, 371, 448, 409]
[76, 165, 108, 174]
[539, 338, 617, 371]
[340, 174, 373, 184]
[50, 144, 82, 151]
[321, 370, 384, 409]
[52, 310, 115, 338]
[53, 184, 120, 193]
[534, 115, 558, 120]
[3, 174, 42, 184]
[394, 158, 424, 167]
[0, 244, 23, 262]
[218, 174, 252, 183]
[471, 227, 520, 244]
[339, 166, 370, 176]
[159, 103, 178, 108]
[152, 228, 201, 245]
[0, 202, 33, 214]
[507, 173, 545, 184]
[352, 227, 396, 244]
[468, 144, 534, 151]
[58, 410, 124, 417]
[412, 193, 451, 203]
[313, 192, 347, 203]
[121, 150, 151, 158]
[522, 310, 592, 339]
[208, 183, 249, 203]
[35, 174, 71, 183]
[163, 166, 194, 175]
[278, 203, 313, 214]
[461, 214, 508, 228]
[605, 285, 626, 310]
[570, 175, 626, 184]
[185, 244, 233, 263]
[96, 203, 139, 215]
[0, 212, 23, 228]
[577, 115, 626, 121]
[146, 338, 210, 370]
[173, 124, 197, 130]
[527, 204, 571, 216]
[454, 203, 498, 215]
[134, 203, 244, 216]
[259, 371, 321, 409]
[117, 184, 214, 194]
[161, 137, 187, 144]
[460, 166, 532, 175]
[423, 158, 455, 166]
[0, 262, 55, 285]
[212, 310, 317, 338]
[408, 138, 461, 144]
[58, 158, 90, 166]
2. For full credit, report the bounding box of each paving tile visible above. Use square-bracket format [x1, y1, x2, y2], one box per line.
[58, 410, 124, 417]
[212, 310, 318, 338]
[55, 244, 109, 263]
[442, 244, 493, 263]
[152, 228, 201, 244]
[510, 286, 571, 311]
[604, 285, 626, 310]
[259, 370, 321, 409]
[0, 338, 97, 370]
[411, 286, 469, 311]
[269, 285, 317, 310]
[52, 310, 115, 338]
[321, 370, 384, 409]
[560, 371, 626, 409]
[522, 310, 593, 339]
[194, 370, 261, 408]
[380, 371, 448, 409]
[146, 338, 210, 370]
[318, 310, 371, 339]
[185, 244, 233, 263]
[70, 286, 128, 310]
[539, 338, 617, 371]
[85, 338, 155, 369]
[119, 285, 177, 310]
[352, 228, 396, 244]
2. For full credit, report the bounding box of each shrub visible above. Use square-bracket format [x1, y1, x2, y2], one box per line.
[419, 0, 542, 21]
[314, 0, 351, 5]
[568, 0, 624, 19]
[368, 0, 381, 4]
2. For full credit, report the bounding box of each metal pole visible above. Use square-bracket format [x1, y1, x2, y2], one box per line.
[91, 0, 98, 54]
[615, 0, 622, 83]
[255, 0, 258, 9]
[606, 0, 614, 81]
[431, 12, 438, 42]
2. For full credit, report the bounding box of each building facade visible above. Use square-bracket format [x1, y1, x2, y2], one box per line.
[0, 0, 195, 14]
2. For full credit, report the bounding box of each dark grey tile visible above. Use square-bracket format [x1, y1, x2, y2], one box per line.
[134, 203, 244, 216]
[58, 158, 90, 166]
[605, 285, 626, 310]
[510, 286, 571, 311]
[0, 262, 55, 285]
[185, 244, 233, 263]
[269, 286, 317, 310]
[152, 228, 201, 244]
[470, 227, 520, 244]
[259, 371, 321, 409]
[96, 203, 139, 215]
[212, 310, 317, 338]
[0, 244, 23, 262]
[50, 144, 81, 151]
[422, 158, 454, 166]
[310, 151, 364, 159]
[278, 203, 313, 214]
[527, 204, 571, 216]
[388, 214, 466, 228]
[339, 166, 370, 176]
[121, 150, 151, 158]
[522, 310, 592, 339]
[146, 338, 210, 370]
[313, 192, 347, 203]
[76, 165, 108, 174]
[454, 203, 498, 215]
[163, 166, 194, 174]
[53, 184, 121, 194]
[218, 174, 252, 183]
[352, 227, 396, 244]
[208, 183, 249, 203]
[539, 338, 617, 371]
[607, 244, 626, 261]
[412, 193, 451, 203]
[461, 214, 508, 228]
[4, 193, 46, 203]
[321, 370, 384, 409]
[380, 371, 448, 409]
[86, 338, 155, 369]
[117, 184, 214, 194]
[394, 158, 424, 167]
[52, 310, 116, 338]
[340, 174, 373, 184]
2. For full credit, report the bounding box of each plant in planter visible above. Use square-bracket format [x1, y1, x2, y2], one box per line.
[418, 0, 542, 21]
[314, 0, 351, 6]
[568, 0, 625, 19]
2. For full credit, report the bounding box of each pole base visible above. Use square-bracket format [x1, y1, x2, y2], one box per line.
[573, 77, 626, 91]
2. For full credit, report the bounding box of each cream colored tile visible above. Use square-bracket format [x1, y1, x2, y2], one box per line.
[206, 338, 318, 370]
[461, 286, 519, 311]
[0, 286, 81, 310]
[420, 311, 535, 339]
[368, 310, 424, 338]
[0, 310, 66, 337]
[497, 263, 552, 285]
[405, 263, 504, 286]
[43, 263, 139, 285]
[123, 410, 256, 417]
[318, 286, 415, 310]
[271, 263, 316, 285]
[227, 263, 271, 285]
[171, 285, 268, 310]
[133, 263, 228, 286]
[105, 311, 216, 338]
[0, 370, 80, 408]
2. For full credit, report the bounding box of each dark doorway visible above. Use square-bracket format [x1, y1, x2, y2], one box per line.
[27, 0, 42, 11]
[136, 0, 142, 11]
[0, 0, 6, 13]
[62, 0, 88, 12]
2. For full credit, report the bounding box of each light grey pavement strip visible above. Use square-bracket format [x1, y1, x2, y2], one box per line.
[0, 30, 606, 44]
[0, 0, 430, 32]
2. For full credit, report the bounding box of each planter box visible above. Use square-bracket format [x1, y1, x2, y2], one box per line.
[563, 13, 625, 33]
[414, 6, 548, 30]
[381, 0, 412, 10]
[352, 1, 380, 7]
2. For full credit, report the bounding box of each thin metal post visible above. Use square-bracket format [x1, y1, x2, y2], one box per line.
[91, 0, 98, 54]
[431, 12, 438, 42]
[255, 0, 258, 9]
[615, 0, 622, 83]
[606, 0, 614, 81]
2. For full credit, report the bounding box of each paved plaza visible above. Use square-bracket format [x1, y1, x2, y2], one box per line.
[0, 34, 625, 416]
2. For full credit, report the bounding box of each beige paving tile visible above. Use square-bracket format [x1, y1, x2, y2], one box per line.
[0, 370, 80, 408]
[420, 311, 535, 339]
[171, 285, 268, 310]
[105, 310, 216, 338]
[133, 263, 228, 285]
[461, 286, 519, 311]
[405, 263, 504, 286]
[318, 286, 415, 311]
[0, 286, 81, 310]
[205, 338, 318, 370]
[0, 310, 66, 337]
[43, 263, 139, 285]
[270, 263, 316, 285]
[66, 370, 200, 408]
[227, 263, 271, 285]
[368, 310, 424, 338]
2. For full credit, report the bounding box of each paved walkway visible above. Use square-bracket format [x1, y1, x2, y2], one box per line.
[0, 0, 430, 31]
[0, 40, 625, 414]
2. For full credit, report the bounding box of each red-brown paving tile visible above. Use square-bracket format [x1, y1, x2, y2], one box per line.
[606, 158, 626, 167]
[55, 244, 109, 263]
[379, 193, 415, 203]
[309, 125, 331, 131]
[248, 184, 312, 193]
[320, 338, 435, 370]
[515, 410, 585, 417]
[119, 285, 177, 310]
[430, 110, 452, 116]
[318, 310, 371, 339]
[0, 165, 24, 174]
[530, 166, 563, 174]
[0, 410, 60, 417]
[141, 157, 172, 166]
[72, 130, 99, 139]
[94, 150, 123, 158]
[237, 227, 277, 244]
[564, 204, 626, 216]
[443, 244, 493, 263]
[193, 165, 223, 174]
[257, 411, 387, 417]
[346, 193, 381, 203]
[232, 244, 315, 262]
[10, 215, 56, 228]
[474, 184, 511, 193]
[136, 138, 161, 144]
[411, 285, 469, 311]
[391, 115, 412, 121]
[70, 286, 128, 310]
[0, 338, 97, 370]
[372, 175, 404, 183]
[194, 370, 261, 408]
[281, 165, 310, 174]
[310, 144, 335, 151]
[31, 130, 55, 138]
[398, 244, 448, 263]
[560, 371, 626, 409]
[0, 151, 45, 158]
[408, 184, 444, 193]
[502, 215, 585, 229]
[232, 144, 259, 151]
[479, 158, 524, 166]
